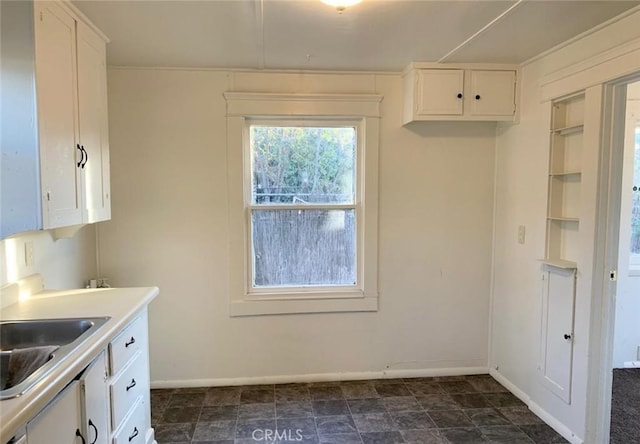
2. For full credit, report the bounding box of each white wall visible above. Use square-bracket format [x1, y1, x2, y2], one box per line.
[99, 68, 496, 385]
[0, 226, 97, 290]
[613, 82, 640, 368]
[491, 9, 640, 442]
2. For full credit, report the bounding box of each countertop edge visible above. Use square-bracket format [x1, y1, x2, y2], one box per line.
[0, 286, 159, 443]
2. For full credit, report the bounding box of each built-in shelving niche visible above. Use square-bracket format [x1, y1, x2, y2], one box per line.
[538, 92, 585, 405]
[542, 93, 585, 270]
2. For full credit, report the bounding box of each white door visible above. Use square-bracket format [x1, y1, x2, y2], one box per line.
[417, 69, 464, 116]
[81, 351, 110, 444]
[77, 21, 111, 223]
[540, 267, 576, 403]
[469, 70, 516, 117]
[27, 381, 82, 444]
[34, 2, 83, 228]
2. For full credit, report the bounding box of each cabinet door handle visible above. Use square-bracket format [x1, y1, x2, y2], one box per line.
[88, 419, 98, 444]
[81, 146, 88, 168]
[76, 428, 86, 444]
[128, 427, 139, 442]
[125, 337, 136, 347]
[564, 333, 572, 340]
[475, 94, 481, 100]
[126, 378, 137, 391]
[456, 93, 463, 99]
[76, 144, 85, 168]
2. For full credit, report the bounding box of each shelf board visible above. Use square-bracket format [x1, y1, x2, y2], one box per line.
[549, 170, 582, 177]
[539, 258, 578, 269]
[547, 216, 580, 222]
[551, 124, 584, 135]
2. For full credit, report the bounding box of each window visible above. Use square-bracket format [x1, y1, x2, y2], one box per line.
[224, 93, 382, 316]
[250, 123, 358, 289]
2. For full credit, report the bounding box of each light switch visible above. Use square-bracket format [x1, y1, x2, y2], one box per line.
[518, 225, 526, 244]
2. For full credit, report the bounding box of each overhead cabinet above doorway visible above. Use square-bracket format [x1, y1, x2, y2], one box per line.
[402, 63, 519, 123]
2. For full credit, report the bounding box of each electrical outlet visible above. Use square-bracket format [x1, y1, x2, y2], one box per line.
[518, 225, 526, 244]
[24, 241, 34, 267]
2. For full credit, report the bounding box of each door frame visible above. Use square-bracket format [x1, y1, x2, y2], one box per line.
[586, 72, 640, 443]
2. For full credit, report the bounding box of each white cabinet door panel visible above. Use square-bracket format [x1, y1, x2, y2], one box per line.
[27, 381, 82, 444]
[417, 69, 464, 116]
[34, 2, 82, 228]
[81, 351, 110, 444]
[469, 70, 516, 117]
[77, 21, 111, 223]
[540, 267, 576, 403]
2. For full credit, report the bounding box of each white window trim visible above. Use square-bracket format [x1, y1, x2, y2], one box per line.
[224, 92, 382, 316]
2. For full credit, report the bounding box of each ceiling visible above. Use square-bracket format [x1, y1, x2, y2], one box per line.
[73, 0, 640, 71]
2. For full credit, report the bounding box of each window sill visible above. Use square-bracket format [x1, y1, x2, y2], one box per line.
[229, 292, 379, 316]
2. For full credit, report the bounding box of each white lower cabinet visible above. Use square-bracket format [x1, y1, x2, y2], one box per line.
[25, 310, 155, 444]
[108, 312, 154, 444]
[112, 400, 146, 444]
[110, 353, 146, 429]
[26, 381, 82, 444]
[80, 351, 110, 444]
[539, 267, 576, 404]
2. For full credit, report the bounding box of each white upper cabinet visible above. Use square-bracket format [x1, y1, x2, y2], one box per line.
[34, 2, 111, 230]
[34, 1, 83, 228]
[0, 0, 111, 238]
[403, 63, 518, 123]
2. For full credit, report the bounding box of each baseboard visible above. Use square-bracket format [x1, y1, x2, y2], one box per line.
[145, 427, 155, 444]
[529, 401, 583, 444]
[489, 369, 583, 444]
[623, 361, 640, 368]
[488, 367, 530, 404]
[151, 366, 489, 389]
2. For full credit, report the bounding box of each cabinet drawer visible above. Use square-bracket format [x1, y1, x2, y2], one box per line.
[110, 354, 147, 429]
[109, 316, 145, 375]
[112, 399, 146, 444]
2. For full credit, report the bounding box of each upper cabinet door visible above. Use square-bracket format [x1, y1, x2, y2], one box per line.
[417, 69, 464, 116]
[77, 21, 111, 223]
[469, 70, 516, 117]
[34, 2, 83, 229]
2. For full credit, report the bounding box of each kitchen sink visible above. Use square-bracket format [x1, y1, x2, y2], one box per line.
[0, 317, 110, 400]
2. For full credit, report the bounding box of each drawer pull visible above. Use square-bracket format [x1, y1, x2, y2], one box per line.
[128, 427, 139, 442]
[76, 428, 86, 444]
[126, 378, 137, 391]
[89, 419, 98, 444]
[125, 337, 136, 348]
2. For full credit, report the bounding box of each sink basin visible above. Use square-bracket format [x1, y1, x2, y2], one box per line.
[0, 317, 110, 400]
[0, 318, 97, 350]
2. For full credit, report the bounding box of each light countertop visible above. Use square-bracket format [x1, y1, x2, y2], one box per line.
[0, 286, 158, 443]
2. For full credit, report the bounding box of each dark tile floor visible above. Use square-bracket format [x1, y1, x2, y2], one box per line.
[151, 375, 569, 444]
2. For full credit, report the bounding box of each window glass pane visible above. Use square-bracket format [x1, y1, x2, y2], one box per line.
[250, 126, 355, 205]
[252, 209, 356, 287]
[631, 125, 640, 256]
